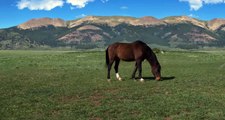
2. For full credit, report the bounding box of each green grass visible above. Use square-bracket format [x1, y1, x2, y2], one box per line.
[1, 50, 225, 119]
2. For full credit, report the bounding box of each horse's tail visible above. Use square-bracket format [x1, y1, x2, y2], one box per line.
[106, 47, 109, 66]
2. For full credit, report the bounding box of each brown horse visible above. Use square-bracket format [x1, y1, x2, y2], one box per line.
[106, 40, 161, 82]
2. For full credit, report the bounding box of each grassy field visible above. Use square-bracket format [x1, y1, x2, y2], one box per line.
[1, 50, 225, 119]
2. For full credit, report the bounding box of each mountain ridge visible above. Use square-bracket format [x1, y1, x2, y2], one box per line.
[17, 18, 67, 30]
[17, 16, 225, 31]
[1, 15, 225, 49]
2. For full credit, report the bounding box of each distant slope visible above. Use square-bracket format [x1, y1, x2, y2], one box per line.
[1, 16, 225, 49]
[18, 18, 67, 30]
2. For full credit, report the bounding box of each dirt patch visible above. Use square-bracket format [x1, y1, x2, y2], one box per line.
[51, 109, 61, 118]
[89, 117, 103, 120]
[89, 90, 104, 107]
[57, 95, 81, 104]
[89, 88, 121, 106]
[104, 88, 120, 94]
[164, 116, 173, 120]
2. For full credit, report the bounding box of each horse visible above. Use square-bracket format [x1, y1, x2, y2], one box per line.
[105, 40, 161, 82]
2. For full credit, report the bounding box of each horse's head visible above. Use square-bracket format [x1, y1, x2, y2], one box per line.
[152, 64, 161, 81]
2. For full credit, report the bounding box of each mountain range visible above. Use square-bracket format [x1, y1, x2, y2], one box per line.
[1, 16, 225, 49]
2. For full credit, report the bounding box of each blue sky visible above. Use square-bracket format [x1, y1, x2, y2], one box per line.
[1, 0, 225, 28]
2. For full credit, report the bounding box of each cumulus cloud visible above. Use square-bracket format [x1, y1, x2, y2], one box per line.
[180, 0, 225, 10]
[203, 0, 225, 3]
[17, 0, 64, 10]
[17, 0, 95, 10]
[66, 0, 94, 8]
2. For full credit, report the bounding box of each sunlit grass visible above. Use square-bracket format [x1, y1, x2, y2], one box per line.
[1, 50, 225, 119]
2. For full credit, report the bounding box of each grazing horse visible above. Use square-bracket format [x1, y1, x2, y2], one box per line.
[106, 40, 161, 82]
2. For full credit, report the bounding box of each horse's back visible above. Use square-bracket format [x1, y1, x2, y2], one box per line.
[107, 41, 150, 61]
[107, 42, 133, 61]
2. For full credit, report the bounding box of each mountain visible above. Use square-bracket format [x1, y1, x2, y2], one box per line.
[1, 16, 225, 49]
[163, 16, 207, 29]
[18, 18, 67, 30]
[67, 16, 166, 28]
[207, 18, 225, 30]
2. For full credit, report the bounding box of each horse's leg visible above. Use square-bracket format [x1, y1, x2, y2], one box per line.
[131, 62, 137, 79]
[107, 60, 114, 82]
[137, 60, 144, 82]
[114, 59, 122, 81]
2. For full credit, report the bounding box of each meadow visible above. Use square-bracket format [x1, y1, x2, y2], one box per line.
[1, 50, 225, 119]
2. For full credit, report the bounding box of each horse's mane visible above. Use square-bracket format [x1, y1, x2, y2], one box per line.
[133, 40, 147, 45]
[134, 40, 160, 67]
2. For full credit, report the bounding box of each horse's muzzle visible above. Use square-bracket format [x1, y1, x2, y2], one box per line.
[155, 76, 161, 81]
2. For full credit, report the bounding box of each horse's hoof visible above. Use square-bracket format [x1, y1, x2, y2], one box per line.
[116, 73, 122, 81]
[140, 78, 145, 82]
[117, 77, 122, 81]
[107, 79, 111, 82]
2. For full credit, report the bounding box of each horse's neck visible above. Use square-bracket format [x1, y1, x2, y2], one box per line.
[147, 52, 159, 67]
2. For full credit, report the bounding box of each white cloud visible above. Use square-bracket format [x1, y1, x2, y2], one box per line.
[70, 6, 75, 10]
[17, 0, 64, 11]
[101, 0, 109, 3]
[188, 14, 199, 18]
[76, 14, 87, 18]
[203, 0, 224, 4]
[66, 0, 94, 8]
[120, 6, 128, 10]
[17, 0, 95, 10]
[180, 0, 225, 10]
